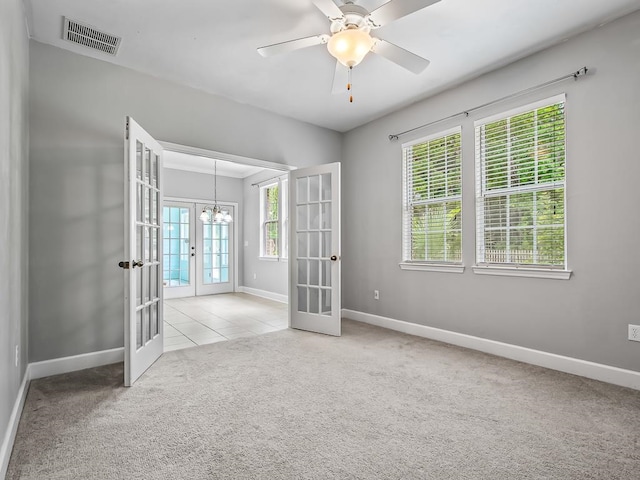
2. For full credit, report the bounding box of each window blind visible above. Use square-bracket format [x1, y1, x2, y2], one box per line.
[260, 179, 288, 259]
[262, 183, 279, 257]
[475, 94, 566, 268]
[402, 128, 462, 263]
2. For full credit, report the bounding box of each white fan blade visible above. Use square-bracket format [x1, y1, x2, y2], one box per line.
[368, 0, 440, 28]
[312, 0, 344, 20]
[371, 38, 430, 74]
[331, 61, 349, 94]
[257, 34, 329, 57]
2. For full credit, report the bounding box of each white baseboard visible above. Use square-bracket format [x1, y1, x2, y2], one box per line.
[238, 286, 288, 304]
[342, 309, 640, 391]
[29, 347, 124, 380]
[1, 366, 30, 479]
[2, 348, 124, 477]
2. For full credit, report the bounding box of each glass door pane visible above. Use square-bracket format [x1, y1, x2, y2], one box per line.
[163, 206, 191, 286]
[202, 221, 230, 285]
[196, 203, 234, 296]
[289, 163, 341, 337]
[295, 174, 332, 316]
[162, 202, 196, 299]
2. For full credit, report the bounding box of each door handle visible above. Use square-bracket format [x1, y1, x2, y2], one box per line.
[132, 260, 144, 268]
[330, 255, 338, 261]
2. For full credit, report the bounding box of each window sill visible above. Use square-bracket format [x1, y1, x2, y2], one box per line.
[399, 262, 465, 274]
[259, 256, 288, 262]
[472, 265, 572, 280]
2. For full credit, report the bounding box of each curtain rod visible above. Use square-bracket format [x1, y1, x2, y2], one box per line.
[388, 66, 589, 141]
[251, 173, 288, 187]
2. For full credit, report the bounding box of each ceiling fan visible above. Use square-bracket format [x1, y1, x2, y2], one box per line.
[257, 0, 441, 100]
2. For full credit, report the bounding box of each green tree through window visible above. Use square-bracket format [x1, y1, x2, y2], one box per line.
[264, 184, 279, 257]
[476, 97, 566, 267]
[403, 128, 462, 263]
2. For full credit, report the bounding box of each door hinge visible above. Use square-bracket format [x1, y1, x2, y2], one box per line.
[118, 261, 130, 269]
[125, 119, 129, 140]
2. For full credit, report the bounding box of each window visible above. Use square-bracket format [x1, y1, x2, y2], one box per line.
[402, 127, 462, 268]
[475, 94, 566, 271]
[281, 178, 289, 258]
[260, 178, 288, 259]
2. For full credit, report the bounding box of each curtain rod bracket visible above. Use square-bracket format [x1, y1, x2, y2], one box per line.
[573, 66, 588, 79]
[389, 135, 399, 141]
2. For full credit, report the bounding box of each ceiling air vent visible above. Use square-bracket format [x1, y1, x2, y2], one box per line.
[63, 17, 121, 56]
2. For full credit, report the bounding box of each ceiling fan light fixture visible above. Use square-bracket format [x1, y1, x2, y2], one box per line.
[327, 28, 374, 68]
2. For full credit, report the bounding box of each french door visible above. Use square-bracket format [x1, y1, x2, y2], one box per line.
[123, 117, 164, 386]
[289, 162, 341, 336]
[163, 200, 234, 299]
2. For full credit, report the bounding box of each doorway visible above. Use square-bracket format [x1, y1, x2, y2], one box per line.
[157, 143, 344, 353]
[163, 200, 236, 299]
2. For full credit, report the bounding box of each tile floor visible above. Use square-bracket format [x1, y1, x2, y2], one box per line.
[163, 293, 288, 352]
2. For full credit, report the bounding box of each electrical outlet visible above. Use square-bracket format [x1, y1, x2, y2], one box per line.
[15, 345, 19, 367]
[629, 325, 640, 342]
[374, 290, 380, 300]
[253, 273, 257, 280]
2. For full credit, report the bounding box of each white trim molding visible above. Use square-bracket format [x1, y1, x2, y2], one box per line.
[1, 367, 30, 479]
[472, 265, 572, 280]
[238, 286, 288, 304]
[159, 141, 294, 173]
[3, 348, 125, 476]
[399, 262, 465, 274]
[342, 309, 640, 391]
[30, 348, 124, 380]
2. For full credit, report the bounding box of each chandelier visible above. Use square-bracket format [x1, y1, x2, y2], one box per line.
[199, 160, 232, 223]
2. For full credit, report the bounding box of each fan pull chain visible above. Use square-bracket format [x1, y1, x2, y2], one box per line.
[348, 66, 353, 103]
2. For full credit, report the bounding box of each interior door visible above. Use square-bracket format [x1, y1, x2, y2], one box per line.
[123, 117, 164, 386]
[196, 203, 234, 296]
[289, 163, 341, 336]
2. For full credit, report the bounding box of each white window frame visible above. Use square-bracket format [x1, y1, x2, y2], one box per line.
[400, 126, 464, 274]
[259, 177, 288, 261]
[473, 94, 571, 280]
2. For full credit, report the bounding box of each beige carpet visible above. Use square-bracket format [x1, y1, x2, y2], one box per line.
[7, 319, 640, 479]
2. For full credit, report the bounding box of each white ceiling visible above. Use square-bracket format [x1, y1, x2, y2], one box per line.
[25, 0, 640, 132]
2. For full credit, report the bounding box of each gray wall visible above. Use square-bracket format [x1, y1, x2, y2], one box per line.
[0, 0, 29, 467]
[342, 11, 640, 372]
[242, 170, 289, 297]
[29, 41, 342, 362]
[164, 168, 245, 286]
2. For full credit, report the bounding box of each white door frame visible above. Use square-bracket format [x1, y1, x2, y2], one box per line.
[160, 141, 295, 173]
[164, 196, 240, 294]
